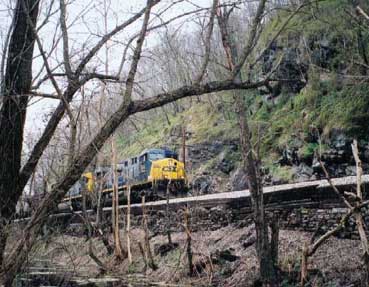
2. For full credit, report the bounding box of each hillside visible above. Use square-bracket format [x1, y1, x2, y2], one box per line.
[115, 0, 369, 192]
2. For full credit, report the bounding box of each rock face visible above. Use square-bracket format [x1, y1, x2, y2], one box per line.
[187, 141, 239, 192]
[184, 129, 369, 192]
[128, 200, 369, 241]
[187, 141, 226, 170]
[272, 129, 369, 183]
[192, 175, 213, 194]
[216, 151, 235, 174]
[292, 163, 314, 182]
[230, 166, 248, 191]
[211, 249, 240, 263]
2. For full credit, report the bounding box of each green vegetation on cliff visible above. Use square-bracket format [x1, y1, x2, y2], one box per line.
[116, 0, 369, 183]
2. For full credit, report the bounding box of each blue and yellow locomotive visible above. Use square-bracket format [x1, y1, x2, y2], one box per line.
[63, 148, 187, 208]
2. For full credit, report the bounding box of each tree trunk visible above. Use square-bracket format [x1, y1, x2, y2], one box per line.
[95, 179, 103, 226]
[184, 207, 194, 276]
[166, 180, 173, 245]
[215, 3, 276, 283]
[141, 195, 157, 271]
[111, 137, 125, 260]
[126, 185, 132, 264]
[352, 140, 369, 286]
[270, 216, 279, 268]
[0, 0, 40, 268]
[237, 93, 277, 285]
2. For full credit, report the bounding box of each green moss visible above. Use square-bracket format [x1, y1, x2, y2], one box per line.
[300, 143, 319, 159]
[255, 81, 369, 158]
[127, 262, 140, 274]
[272, 165, 294, 183]
[298, 142, 328, 160]
[318, 84, 369, 137]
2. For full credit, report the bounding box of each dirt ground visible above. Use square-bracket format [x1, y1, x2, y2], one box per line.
[18, 225, 363, 287]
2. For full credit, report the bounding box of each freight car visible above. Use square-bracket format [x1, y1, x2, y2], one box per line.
[62, 148, 187, 210]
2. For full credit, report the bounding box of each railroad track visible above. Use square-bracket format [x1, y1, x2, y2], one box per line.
[103, 174, 369, 214]
[14, 174, 369, 223]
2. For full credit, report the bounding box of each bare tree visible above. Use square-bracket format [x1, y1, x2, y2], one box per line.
[0, 1, 295, 285]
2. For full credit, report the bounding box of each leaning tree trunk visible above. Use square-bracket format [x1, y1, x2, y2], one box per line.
[0, 0, 40, 267]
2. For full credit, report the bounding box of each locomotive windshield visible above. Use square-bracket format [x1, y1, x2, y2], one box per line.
[149, 152, 165, 160]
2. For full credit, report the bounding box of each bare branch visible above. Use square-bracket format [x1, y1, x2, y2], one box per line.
[82, 73, 120, 82]
[123, 0, 154, 103]
[131, 79, 267, 113]
[24, 5, 63, 98]
[28, 91, 59, 99]
[356, 6, 369, 23]
[232, 0, 267, 80]
[307, 200, 369, 256]
[59, 0, 73, 79]
[117, 4, 208, 78]
[195, 0, 218, 83]
[250, 3, 306, 69]
[319, 158, 353, 209]
[75, 1, 160, 77]
[352, 140, 363, 199]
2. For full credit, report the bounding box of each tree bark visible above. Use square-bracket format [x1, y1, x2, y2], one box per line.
[237, 93, 277, 285]
[352, 140, 369, 286]
[166, 180, 173, 245]
[0, 0, 40, 269]
[184, 207, 194, 276]
[270, 216, 279, 268]
[141, 195, 157, 271]
[111, 136, 125, 260]
[126, 184, 132, 264]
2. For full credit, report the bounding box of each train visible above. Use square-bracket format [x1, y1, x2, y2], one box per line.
[61, 148, 187, 210]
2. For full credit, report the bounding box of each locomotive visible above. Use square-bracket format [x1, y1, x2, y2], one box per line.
[62, 148, 187, 209]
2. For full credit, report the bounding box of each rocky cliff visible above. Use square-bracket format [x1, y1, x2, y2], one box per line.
[115, 0, 369, 193]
